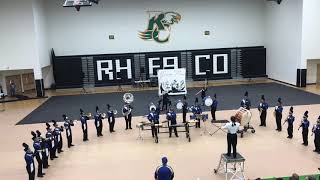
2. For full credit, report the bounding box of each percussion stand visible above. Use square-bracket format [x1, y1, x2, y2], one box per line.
[200, 116, 212, 136]
[136, 126, 143, 140]
[200, 118, 212, 136]
[214, 153, 246, 180]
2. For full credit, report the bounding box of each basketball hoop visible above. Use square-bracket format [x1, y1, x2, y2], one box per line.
[63, 0, 93, 11]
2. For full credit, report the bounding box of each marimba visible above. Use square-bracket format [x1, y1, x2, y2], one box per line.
[136, 120, 196, 143]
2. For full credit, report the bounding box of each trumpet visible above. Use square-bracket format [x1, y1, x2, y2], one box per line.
[86, 112, 92, 118]
[105, 109, 117, 118]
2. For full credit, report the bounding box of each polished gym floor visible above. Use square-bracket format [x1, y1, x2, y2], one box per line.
[1, 80, 320, 180]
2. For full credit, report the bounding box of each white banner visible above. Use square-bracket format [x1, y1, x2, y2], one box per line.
[158, 68, 187, 96]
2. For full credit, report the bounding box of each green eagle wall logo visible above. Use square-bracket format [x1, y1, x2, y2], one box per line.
[139, 11, 182, 43]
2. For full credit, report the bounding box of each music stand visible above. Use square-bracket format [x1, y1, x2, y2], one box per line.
[210, 120, 229, 136]
[136, 124, 144, 140]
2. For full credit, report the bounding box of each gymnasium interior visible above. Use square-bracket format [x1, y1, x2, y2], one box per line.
[0, 0, 320, 179]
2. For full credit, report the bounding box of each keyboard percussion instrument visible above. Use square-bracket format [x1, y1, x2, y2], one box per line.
[136, 120, 196, 143]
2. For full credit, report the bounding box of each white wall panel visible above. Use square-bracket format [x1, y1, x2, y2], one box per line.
[265, 0, 303, 85]
[45, 0, 266, 56]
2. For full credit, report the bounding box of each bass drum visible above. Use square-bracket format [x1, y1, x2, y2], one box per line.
[234, 107, 252, 126]
[204, 96, 213, 107]
[176, 100, 183, 110]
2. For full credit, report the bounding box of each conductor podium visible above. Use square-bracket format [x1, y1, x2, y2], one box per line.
[214, 153, 246, 180]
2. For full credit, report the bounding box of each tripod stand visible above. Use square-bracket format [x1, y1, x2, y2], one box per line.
[81, 86, 88, 94]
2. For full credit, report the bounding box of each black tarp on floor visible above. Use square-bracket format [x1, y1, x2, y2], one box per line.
[17, 83, 320, 125]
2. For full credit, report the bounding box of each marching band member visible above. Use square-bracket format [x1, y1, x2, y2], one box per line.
[211, 94, 218, 121]
[258, 95, 268, 127]
[45, 123, 57, 160]
[156, 101, 161, 116]
[283, 107, 295, 139]
[94, 106, 104, 137]
[299, 111, 310, 146]
[53, 120, 64, 153]
[182, 95, 188, 123]
[274, 98, 283, 131]
[23, 143, 35, 180]
[162, 92, 170, 111]
[122, 103, 133, 130]
[36, 130, 49, 169]
[222, 116, 240, 158]
[192, 98, 202, 128]
[148, 107, 159, 138]
[167, 108, 178, 138]
[31, 131, 45, 177]
[80, 109, 89, 141]
[201, 86, 207, 106]
[63, 114, 74, 148]
[240, 91, 251, 110]
[107, 104, 116, 132]
[154, 157, 174, 180]
[312, 118, 320, 153]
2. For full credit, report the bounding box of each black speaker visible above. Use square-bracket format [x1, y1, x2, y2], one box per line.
[296, 69, 301, 87]
[296, 69, 307, 87]
[301, 69, 307, 87]
[35, 79, 45, 97]
[140, 67, 145, 74]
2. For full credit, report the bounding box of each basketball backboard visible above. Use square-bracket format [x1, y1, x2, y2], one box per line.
[63, 0, 92, 11]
